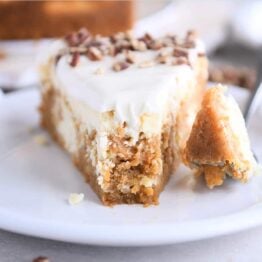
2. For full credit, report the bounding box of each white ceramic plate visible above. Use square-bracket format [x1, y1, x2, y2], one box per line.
[0, 87, 262, 246]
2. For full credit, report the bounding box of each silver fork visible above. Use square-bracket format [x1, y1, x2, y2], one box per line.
[244, 54, 262, 161]
[0, 83, 38, 94]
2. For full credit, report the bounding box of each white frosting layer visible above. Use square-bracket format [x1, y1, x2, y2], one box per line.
[41, 38, 205, 139]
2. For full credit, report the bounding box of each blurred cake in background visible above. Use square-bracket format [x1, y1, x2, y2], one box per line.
[0, 1, 134, 39]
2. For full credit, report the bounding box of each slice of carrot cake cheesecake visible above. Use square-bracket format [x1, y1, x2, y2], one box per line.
[183, 85, 257, 189]
[39, 28, 208, 205]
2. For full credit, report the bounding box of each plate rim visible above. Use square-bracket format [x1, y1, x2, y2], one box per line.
[0, 202, 262, 246]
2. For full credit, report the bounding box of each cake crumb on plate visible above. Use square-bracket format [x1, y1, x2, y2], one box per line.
[33, 135, 49, 146]
[68, 193, 84, 205]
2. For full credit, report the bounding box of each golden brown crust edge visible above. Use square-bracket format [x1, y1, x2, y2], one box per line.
[183, 86, 252, 188]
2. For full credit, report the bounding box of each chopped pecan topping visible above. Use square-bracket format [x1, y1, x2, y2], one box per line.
[148, 40, 163, 50]
[136, 41, 148, 51]
[156, 54, 169, 64]
[186, 29, 198, 42]
[108, 45, 117, 56]
[65, 28, 91, 47]
[87, 39, 103, 48]
[110, 32, 126, 44]
[142, 33, 153, 42]
[172, 57, 190, 66]
[173, 47, 188, 57]
[125, 50, 136, 64]
[65, 33, 78, 47]
[131, 39, 147, 51]
[86, 47, 103, 61]
[124, 30, 133, 40]
[112, 61, 130, 72]
[115, 39, 132, 53]
[109, 35, 117, 44]
[62, 27, 200, 71]
[168, 35, 177, 44]
[69, 46, 87, 53]
[162, 37, 175, 47]
[139, 33, 154, 48]
[182, 40, 196, 49]
[99, 44, 110, 56]
[69, 52, 80, 67]
[159, 49, 169, 56]
[77, 27, 91, 44]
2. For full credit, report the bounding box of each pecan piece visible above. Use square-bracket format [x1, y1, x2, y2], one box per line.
[65, 27, 91, 47]
[65, 32, 79, 47]
[186, 29, 198, 42]
[182, 40, 196, 49]
[139, 33, 154, 48]
[112, 61, 130, 72]
[173, 47, 188, 57]
[86, 47, 103, 61]
[131, 39, 147, 51]
[69, 52, 80, 67]
[125, 51, 136, 64]
[156, 53, 169, 64]
[172, 57, 190, 66]
[148, 40, 163, 50]
[77, 27, 91, 44]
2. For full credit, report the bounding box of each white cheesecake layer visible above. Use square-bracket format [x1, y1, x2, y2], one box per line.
[40, 38, 205, 143]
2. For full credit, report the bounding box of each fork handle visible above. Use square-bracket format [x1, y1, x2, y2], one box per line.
[244, 51, 262, 123]
[0, 84, 38, 94]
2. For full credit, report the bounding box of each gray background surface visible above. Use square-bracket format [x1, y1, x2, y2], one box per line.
[1, 226, 262, 262]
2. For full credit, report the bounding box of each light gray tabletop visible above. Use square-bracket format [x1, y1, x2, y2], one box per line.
[1, 226, 262, 262]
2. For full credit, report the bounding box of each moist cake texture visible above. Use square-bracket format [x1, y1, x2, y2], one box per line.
[39, 28, 208, 205]
[183, 85, 257, 188]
